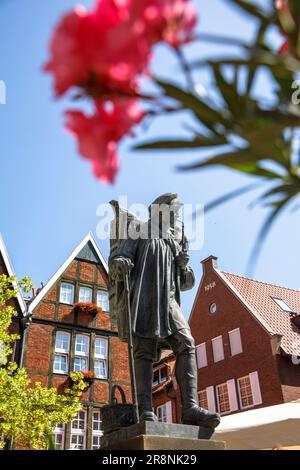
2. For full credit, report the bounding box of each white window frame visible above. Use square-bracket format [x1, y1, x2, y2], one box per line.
[54, 424, 65, 450]
[206, 386, 216, 413]
[272, 297, 294, 313]
[92, 410, 103, 450]
[53, 331, 70, 374]
[94, 337, 108, 359]
[228, 328, 243, 356]
[216, 383, 231, 415]
[96, 290, 110, 312]
[94, 337, 108, 379]
[55, 331, 70, 354]
[237, 375, 254, 410]
[75, 334, 90, 357]
[198, 389, 208, 409]
[59, 282, 74, 305]
[73, 356, 89, 372]
[153, 365, 168, 386]
[53, 354, 69, 374]
[70, 410, 87, 450]
[74, 334, 90, 372]
[156, 401, 172, 423]
[196, 343, 208, 368]
[79, 286, 93, 303]
[212, 336, 225, 363]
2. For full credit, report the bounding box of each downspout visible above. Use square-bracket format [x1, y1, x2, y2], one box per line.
[19, 312, 32, 368]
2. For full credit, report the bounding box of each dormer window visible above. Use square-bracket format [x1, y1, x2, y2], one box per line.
[272, 297, 294, 314]
[152, 365, 168, 386]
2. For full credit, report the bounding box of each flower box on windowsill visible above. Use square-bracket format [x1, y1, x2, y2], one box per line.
[69, 370, 95, 387]
[73, 302, 102, 316]
[82, 370, 95, 384]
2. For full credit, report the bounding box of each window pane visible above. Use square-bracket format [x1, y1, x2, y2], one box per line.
[54, 433, 63, 450]
[70, 434, 84, 450]
[73, 357, 88, 372]
[55, 423, 64, 431]
[157, 404, 167, 422]
[75, 335, 89, 355]
[60, 283, 74, 304]
[272, 297, 294, 313]
[153, 370, 159, 386]
[92, 435, 101, 449]
[71, 411, 86, 430]
[95, 338, 108, 358]
[198, 390, 208, 409]
[97, 291, 109, 312]
[217, 384, 230, 414]
[93, 411, 103, 432]
[94, 359, 107, 379]
[160, 366, 167, 382]
[54, 354, 68, 373]
[238, 376, 254, 408]
[55, 332, 70, 353]
[79, 286, 93, 303]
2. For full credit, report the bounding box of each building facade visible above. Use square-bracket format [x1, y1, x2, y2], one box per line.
[152, 351, 178, 424]
[189, 255, 300, 417]
[3, 233, 131, 450]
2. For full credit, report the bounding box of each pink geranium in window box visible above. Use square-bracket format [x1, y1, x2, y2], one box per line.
[74, 302, 102, 316]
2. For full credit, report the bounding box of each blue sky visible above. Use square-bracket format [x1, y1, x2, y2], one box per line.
[0, 0, 299, 317]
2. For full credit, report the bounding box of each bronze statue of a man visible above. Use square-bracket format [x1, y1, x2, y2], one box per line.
[109, 193, 220, 429]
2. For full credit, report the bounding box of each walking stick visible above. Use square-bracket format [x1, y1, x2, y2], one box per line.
[123, 270, 139, 424]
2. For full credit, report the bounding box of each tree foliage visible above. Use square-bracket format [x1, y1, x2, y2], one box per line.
[0, 274, 87, 450]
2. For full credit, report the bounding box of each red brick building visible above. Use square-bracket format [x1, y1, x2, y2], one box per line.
[152, 351, 178, 424]
[189, 255, 300, 417]
[153, 255, 300, 423]
[3, 233, 131, 450]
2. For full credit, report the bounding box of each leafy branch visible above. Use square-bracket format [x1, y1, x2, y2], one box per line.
[135, 0, 300, 272]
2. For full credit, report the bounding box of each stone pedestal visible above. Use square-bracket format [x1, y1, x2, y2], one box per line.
[101, 422, 226, 450]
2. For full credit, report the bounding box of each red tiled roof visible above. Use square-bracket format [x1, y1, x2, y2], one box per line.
[219, 270, 300, 356]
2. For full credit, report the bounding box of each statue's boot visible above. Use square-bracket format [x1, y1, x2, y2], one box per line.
[176, 350, 220, 430]
[134, 357, 158, 422]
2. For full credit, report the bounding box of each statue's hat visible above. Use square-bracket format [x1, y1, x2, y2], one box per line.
[149, 192, 183, 209]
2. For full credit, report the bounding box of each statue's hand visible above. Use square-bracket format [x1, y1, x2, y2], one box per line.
[111, 257, 134, 280]
[176, 252, 190, 269]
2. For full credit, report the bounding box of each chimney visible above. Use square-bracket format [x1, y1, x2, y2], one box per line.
[31, 287, 36, 298]
[201, 255, 218, 274]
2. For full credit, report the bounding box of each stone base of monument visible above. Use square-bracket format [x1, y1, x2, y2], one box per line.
[101, 422, 226, 450]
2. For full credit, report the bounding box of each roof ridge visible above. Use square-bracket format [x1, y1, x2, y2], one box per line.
[220, 269, 300, 295]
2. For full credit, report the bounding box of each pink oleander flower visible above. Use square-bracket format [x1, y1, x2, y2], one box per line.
[65, 99, 145, 183]
[143, 0, 197, 47]
[44, 0, 153, 97]
[44, 0, 197, 97]
[44, 0, 197, 183]
[275, 0, 288, 10]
